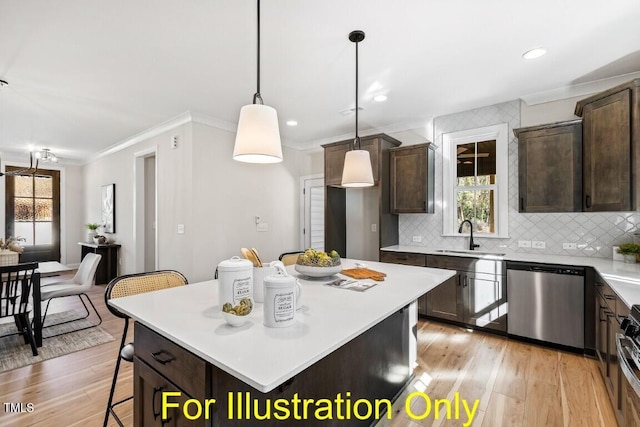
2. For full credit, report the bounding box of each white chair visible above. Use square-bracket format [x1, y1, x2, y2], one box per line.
[40, 253, 102, 335]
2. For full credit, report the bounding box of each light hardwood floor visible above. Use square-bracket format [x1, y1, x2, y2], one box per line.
[0, 283, 617, 427]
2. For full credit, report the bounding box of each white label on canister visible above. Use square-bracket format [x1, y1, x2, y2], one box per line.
[273, 291, 294, 323]
[233, 277, 252, 304]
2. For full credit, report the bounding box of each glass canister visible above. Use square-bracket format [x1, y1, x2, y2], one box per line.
[263, 271, 297, 328]
[217, 256, 253, 307]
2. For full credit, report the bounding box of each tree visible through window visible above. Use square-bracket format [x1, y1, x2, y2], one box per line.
[442, 123, 508, 239]
[455, 140, 496, 234]
[5, 167, 61, 262]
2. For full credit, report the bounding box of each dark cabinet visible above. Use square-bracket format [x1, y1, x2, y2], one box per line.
[514, 120, 582, 212]
[134, 323, 208, 427]
[323, 138, 381, 186]
[323, 134, 401, 259]
[426, 254, 506, 332]
[379, 251, 428, 315]
[576, 79, 640, 211]
[594, 273, 625, 424]
[389, 143, 435, 214]
[134, 357, 201, 427]
[425, 274, 461, 323]
[79, 242, 121, 285]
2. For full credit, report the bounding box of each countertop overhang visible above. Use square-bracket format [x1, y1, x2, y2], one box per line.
[108, 259, 455, 393]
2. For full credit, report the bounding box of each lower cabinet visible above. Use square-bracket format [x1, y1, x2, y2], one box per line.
[134, 323, 209, 426]
[134, 357, 204, 427]
[379, 251, 428, 315]
[380, 251, 506, 332]
[594, 273, 625, 425]
[426, 255, 506, 332]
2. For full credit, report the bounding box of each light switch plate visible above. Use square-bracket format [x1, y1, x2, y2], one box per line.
[256, 222, 269, 232]
[177, 224, 185, 234]
[562, 243, 577, 250]
[412, 235, 422, 243]
[371, 224, 377, 232]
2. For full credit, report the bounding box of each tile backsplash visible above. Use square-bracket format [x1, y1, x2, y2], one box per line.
[398, 100, 640, 259]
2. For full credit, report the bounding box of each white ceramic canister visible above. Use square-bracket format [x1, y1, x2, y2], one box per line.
[253, 261, 287, 303]
[263, 272, 298, 328]
[217, 256, 253, 307]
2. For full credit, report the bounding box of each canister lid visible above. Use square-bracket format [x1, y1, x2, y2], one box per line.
[264, 271, 295, 287]
[218, 256, 253, 272]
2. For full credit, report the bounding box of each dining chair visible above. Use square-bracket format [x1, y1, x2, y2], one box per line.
[39, 253, 102, 336]
[279, 251, 303, 266]
[0, 262, 40, 356]
[103, 270, 188, 427]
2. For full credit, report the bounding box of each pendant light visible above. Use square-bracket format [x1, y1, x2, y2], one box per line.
[233, 0, 283, 164]
[0, 79, 39, 177]
[341, 30, 374, 187]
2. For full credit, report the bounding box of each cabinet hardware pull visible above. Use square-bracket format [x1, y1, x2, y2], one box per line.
[604, 294, 616, 301]
[151, 350, 175, 365]
[585, 194, 591, 208]
[152, 386, 171, 422]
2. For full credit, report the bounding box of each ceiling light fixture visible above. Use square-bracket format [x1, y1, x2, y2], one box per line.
[35, 148, 58, 163]
[341, 30, 374, 188]
[286, 120, 298, 127]
[233, 0, 283, 164]
[373, 94, 388, 102]
[0, 79, 39, 177]
[522, 47, 547, 60]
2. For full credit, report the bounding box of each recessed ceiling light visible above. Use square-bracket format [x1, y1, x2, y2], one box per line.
[522, 47, 547, 60]
[286, 120, 298, 126]
[373, 94, 388, 102]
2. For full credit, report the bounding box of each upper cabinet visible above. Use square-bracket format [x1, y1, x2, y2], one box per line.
[323, 136, 386, 187]
[514, 120, 582, 212]
[389, 143, 435, 214]
[575, 79, 640, 211]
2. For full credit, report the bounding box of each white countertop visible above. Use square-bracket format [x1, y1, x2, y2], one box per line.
[108, 259, 455, 393]
[382, 245, 640, 308]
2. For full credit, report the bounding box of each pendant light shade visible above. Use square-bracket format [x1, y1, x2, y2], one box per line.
[233, 0, 283, 164]
[234, 104, 282, 163]
[342, 149, 374, 187]
[341, 30, 374, 187]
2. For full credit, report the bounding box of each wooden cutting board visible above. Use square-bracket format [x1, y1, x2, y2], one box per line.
[341, 268, 387, 281]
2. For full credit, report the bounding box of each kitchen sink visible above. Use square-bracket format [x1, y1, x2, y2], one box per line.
[435, 249, 506, 257]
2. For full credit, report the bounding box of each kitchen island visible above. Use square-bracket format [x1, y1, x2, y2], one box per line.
[108, 259, 455, 426]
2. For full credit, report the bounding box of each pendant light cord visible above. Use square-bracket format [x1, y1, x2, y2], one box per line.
[253, 0, 263, 105]
[354, 39, 360, 150]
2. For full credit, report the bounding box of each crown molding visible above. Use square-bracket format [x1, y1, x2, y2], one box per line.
[520, 71, 640, 106]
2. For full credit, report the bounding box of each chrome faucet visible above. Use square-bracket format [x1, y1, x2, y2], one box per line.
[458, 220, 480, 251]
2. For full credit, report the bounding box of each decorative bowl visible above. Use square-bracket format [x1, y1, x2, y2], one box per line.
[294, 263, 342, 278]
[222, 311, 249, 327]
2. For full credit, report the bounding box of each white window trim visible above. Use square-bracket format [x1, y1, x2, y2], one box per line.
[442, 123, 509, 238]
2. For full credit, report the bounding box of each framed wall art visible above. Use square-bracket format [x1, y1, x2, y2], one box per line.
[101, 183, 116, 233]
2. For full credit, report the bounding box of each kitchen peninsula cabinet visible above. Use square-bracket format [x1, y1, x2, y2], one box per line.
[322, 134, 401, 259]
[575, 79, 640, 211]
[389, 142, 435, 214]
[109, 260, 455, 427]
[379, 251, 427, 315]
[514, 120, 582, 212]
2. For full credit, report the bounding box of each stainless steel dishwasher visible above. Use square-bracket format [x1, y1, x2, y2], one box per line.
[507, 261, 585, 349]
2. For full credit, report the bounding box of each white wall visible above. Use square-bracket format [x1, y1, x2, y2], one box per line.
[81, 119, 314, 282]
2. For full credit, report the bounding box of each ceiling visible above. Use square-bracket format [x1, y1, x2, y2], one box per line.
[1, 0, 639, 164]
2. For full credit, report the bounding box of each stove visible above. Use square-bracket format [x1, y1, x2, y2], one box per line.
[622, 305, 640, 370]
[619, 305, 640, 424]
